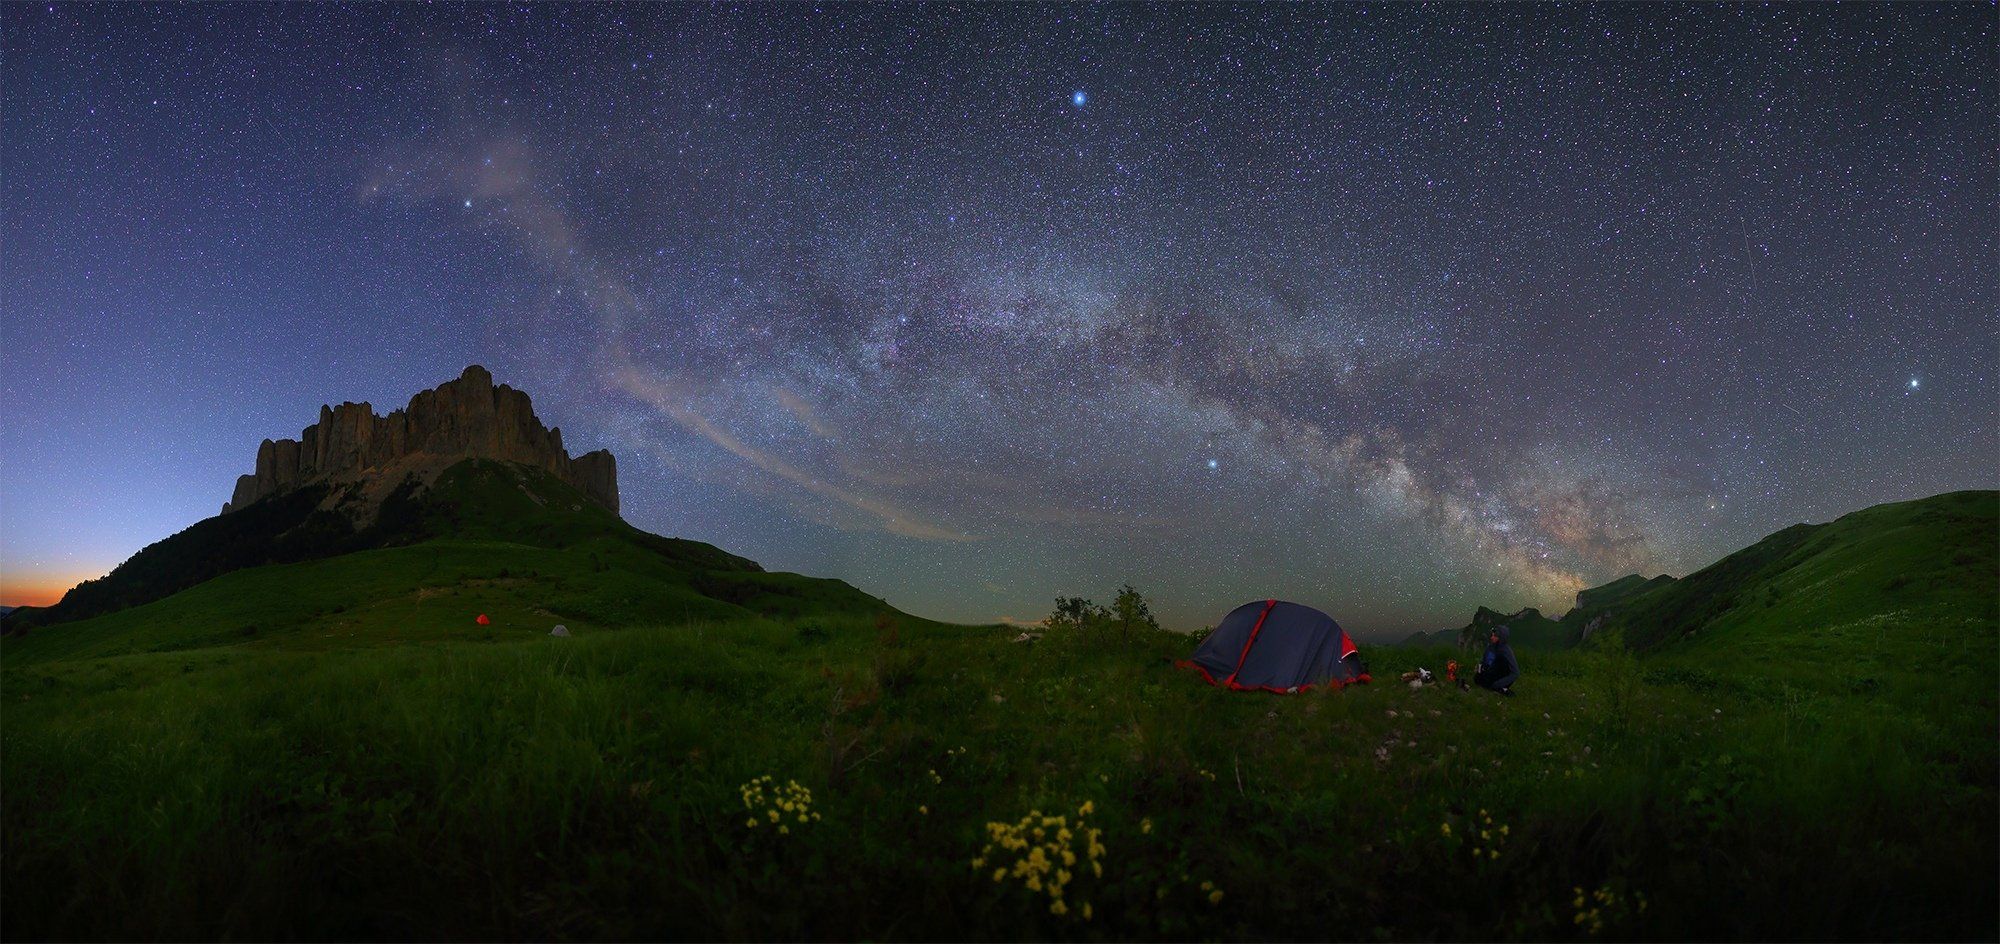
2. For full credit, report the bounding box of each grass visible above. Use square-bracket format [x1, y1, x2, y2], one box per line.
[6, 620, 1994, 939]
[2, 485, 1994, 940]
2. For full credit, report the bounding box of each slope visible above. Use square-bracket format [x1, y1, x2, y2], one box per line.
[0, 459, 899, 663]
[1610, 490, 1995, 657]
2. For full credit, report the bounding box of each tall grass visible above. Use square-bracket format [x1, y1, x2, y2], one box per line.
[6, 613, 1992, 940]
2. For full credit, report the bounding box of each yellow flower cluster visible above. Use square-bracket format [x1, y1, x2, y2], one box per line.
[740, 775, 818, 835]
[1199, 879, 1225, 905]
[1469, 809, 1507, 861]
[971, 801, 1107, 919]
[1196, 768, 1217, 782]
[1572, 884, 1646, 935]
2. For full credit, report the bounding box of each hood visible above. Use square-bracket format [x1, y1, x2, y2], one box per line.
[1489, 624, 1512, 646]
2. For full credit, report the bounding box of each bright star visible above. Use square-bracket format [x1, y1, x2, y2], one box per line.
[1206, 458, 1219, 470]
[1071, 90, 1087, 108]
[1909, 378, 1920, 390]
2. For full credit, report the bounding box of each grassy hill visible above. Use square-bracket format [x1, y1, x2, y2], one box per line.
[1, 460, 895, 663]
[2, 489, 1993, 940]
[1438, 491, 1994, 666]
[1608, 490, 1995, 656]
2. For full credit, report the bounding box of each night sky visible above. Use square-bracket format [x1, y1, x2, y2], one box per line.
[3, 4, 1993, 636]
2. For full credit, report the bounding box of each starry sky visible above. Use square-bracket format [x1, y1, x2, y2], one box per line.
[3, 4, 1994, 637]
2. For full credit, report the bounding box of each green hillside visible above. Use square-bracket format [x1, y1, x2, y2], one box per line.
[1438, 491, 1995, 668]
[2, 489, 1993, 940]
[1609, 490, 1995, 656]
[1, 460, 896, 664]
[1573, 573, 1678, 613]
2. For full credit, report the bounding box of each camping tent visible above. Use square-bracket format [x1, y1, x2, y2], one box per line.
[1180, 599, 1370, 693]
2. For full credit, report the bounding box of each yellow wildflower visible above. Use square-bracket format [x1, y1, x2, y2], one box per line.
[919, 805, 930, 815]
[1209, 889, 1225, 905]
[1141, 818, 1154, 835]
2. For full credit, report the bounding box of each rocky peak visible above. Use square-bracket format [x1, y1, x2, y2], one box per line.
[222, 365, 618, 516]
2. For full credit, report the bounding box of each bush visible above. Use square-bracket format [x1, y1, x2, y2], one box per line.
[1042, 585, 1160, 646]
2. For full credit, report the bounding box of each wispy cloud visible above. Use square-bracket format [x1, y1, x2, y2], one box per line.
[610, 356, 972, 542]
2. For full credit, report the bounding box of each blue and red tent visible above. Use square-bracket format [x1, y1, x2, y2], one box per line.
[1179, 599, 1370, 693]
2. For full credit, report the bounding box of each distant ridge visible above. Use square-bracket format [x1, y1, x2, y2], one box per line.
[1414, 490, 1996, 654]
[222, 365, 617, 516]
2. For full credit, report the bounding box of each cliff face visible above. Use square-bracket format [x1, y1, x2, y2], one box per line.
[223, 365, 618, 515]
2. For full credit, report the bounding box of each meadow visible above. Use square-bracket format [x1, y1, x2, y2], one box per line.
[5, 603, 1993, 940]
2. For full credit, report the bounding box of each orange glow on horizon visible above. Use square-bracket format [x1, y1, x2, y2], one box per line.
[0, 573, 100, 609]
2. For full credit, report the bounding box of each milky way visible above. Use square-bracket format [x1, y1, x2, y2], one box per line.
[3, 4, 1993, 635]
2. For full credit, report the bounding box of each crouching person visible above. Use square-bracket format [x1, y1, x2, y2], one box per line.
[1474, 625, 1519, 696]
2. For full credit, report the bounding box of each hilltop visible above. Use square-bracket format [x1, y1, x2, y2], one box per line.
[1, 367, 898, 640]
[1429, 491, 1995, 667]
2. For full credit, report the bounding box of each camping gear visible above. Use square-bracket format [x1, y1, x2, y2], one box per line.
[475, 613, 491, 626]
[550, 625, 570, 637]
[1178, 599, 1371, 693]
[1446, 660, 1459, 684]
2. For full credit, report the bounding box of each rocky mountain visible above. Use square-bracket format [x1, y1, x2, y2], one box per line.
[1459, 604, 1574, 648]
[2, 367, 628, 633]
[222, 365, 617, 516]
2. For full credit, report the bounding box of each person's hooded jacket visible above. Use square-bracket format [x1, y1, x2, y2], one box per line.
[1479, 624, 1518, 681]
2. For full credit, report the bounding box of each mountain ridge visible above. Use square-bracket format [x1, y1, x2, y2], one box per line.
[221, 364, 616, 516]
[1416, 490, 1996, 658]
[1, 367, 902, 636]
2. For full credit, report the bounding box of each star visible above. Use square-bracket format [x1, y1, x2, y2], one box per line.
[2, 3, 1990, 638]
